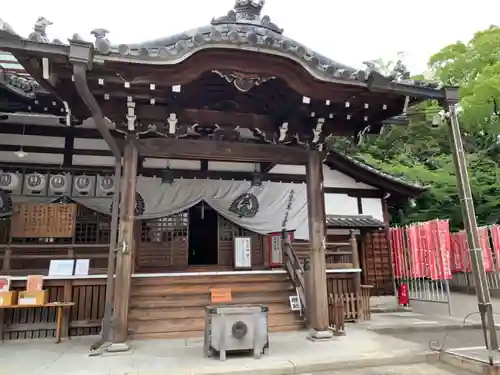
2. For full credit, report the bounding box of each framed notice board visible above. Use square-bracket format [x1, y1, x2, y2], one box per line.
[10, 203, 77, 238]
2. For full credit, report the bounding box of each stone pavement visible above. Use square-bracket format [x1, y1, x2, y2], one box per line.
[311, 363, 476, 375]
[2, 294, 496, 375]
[0, 328, 435, 375]
[410, 292, 500, 324]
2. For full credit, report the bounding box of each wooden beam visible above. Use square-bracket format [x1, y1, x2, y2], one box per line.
[181, 108, 275, 129]
[134, 138, 309, 164]
[63, 135, 74, 167]
[200, 160, 208, 171]
[112, 140, 137, 348]
[72, 57, 121, 158]
[260, 163, 276, 173]
[0, 161, 307, 182]
[306, 151, 331, 337]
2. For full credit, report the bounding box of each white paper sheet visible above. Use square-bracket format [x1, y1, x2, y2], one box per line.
[48, 259, 74, 277]
[74, 259, 90, 276]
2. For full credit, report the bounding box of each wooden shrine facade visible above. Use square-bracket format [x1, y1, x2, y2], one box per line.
[0, 0, 447, 347]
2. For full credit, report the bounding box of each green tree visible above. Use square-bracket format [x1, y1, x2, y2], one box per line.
[344, 29, 500, 228]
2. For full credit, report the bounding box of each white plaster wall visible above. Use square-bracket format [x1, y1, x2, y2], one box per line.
[0, 134, 64, 148]
[74, 138, 109, 150]
[361, 197, 385, 222]
[269, 164, 376, 189]
[324, 193, 358, 216]
[143, 158, 201, 170]
[323, 168, 375, 189]
[72, 155, 115, 166]
[208, 161, 257, 172]
[0, 151, 63, 164]
[269, 164, 305, 175]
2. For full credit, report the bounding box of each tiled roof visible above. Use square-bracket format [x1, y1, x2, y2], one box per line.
[334, 150, 427, 190]
[0, 4, 441, 92]
[326, 215, 385, 228]
[326, 150, 428, 197]
[0, 51, 44, 98]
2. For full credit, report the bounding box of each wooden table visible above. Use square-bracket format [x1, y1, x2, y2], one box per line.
[0, 302, 75, 343]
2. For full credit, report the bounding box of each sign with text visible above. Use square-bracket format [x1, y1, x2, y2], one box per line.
[210, 288, 232, 303]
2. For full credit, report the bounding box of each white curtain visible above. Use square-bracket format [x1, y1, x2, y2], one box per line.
[8, 178, 311, 239]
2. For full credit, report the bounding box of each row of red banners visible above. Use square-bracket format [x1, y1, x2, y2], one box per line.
[390, 222, 500, 280]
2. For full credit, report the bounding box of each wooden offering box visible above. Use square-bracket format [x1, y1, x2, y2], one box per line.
[18, 290, 48, 306]
[0, 291, 18, 307]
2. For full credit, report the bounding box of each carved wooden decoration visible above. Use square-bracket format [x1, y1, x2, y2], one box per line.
[10, 203, 77, 238]
[212, 70, 274, 92]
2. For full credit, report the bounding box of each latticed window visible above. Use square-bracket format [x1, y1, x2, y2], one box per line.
[141, 213, 188, 243]
[218, 215, 253, 241]
[74, 205, 111, 244]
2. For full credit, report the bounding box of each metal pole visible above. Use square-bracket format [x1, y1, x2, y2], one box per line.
[444, 88, 498, 359]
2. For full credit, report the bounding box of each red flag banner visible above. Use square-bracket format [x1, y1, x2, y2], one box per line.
[406, 224, 424, 277]
[420, 221, 439, 279]
[434, 219, 452, 279]
[450, 232, 464, 272]
[478, 226, 494, 272]
[458, 230, 471, 272]
[490, 225, 500, 270]
[390, 227, 406, 279]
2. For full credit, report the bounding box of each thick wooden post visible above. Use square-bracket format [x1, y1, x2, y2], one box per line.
[350, 230, 362, 320]
[350, 230, 361, 290]
[109, 140, 138, 351]
[306, 151, 332, 339]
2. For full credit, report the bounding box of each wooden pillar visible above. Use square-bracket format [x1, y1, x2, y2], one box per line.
[350, 230, 361, 290]
[306, 151, 331, 338]
[110, 140, 138, 350]
[350, 230, 362, 318]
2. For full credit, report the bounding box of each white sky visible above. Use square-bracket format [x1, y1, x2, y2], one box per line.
[4, 0, 500, 74]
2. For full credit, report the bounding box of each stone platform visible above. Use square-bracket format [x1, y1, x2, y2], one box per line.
[0, 328, 435, 375]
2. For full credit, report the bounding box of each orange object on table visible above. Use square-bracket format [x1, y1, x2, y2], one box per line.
[210, 288, 232, 303]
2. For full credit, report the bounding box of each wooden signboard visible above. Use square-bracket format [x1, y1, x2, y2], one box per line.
[10, 203, 77, 238]
[210, 288, 232, 303]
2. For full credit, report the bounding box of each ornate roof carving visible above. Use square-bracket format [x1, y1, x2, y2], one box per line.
[211, 0, 283, 34]
[0, 3, 441, 90]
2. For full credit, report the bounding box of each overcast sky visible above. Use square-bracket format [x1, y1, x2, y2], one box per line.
[4, 0, 500, 74]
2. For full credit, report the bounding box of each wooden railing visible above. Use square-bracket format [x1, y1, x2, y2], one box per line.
[282, 237, 306, 316]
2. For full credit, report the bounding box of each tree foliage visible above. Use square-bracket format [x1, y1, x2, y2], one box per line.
[346, 26, 500, 229]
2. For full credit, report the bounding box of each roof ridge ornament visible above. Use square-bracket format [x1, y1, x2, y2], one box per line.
[211, 0, 283, 34]
[28, 17, 52, 43]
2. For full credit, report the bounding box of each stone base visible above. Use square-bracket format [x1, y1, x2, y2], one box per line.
[106, 342, 131, 353]
[307, 329, 335, 342]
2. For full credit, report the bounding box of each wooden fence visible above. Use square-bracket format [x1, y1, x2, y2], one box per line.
[1, 277, 105, 340]
[326, 273, 372, 325]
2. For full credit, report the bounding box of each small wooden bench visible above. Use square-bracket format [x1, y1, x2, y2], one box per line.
[0, 302, 75, 343]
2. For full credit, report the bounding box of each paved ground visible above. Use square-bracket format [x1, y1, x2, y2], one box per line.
[306, 363, 476, 375]
[2, 293, 498, 375]
[0, 328, 433, 375]
[411, 292, 500, 322]
[379, 327, 486, 350]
